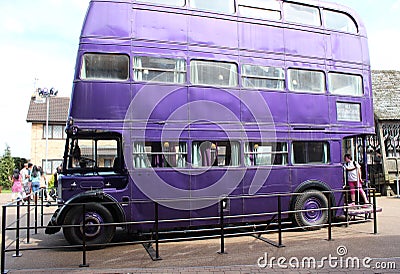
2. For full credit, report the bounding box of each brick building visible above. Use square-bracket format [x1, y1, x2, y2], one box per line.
[26, 95, 70, 175]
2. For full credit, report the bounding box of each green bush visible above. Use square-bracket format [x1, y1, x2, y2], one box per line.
[0, 145, 15, 190]
[48, 174, 55, 189]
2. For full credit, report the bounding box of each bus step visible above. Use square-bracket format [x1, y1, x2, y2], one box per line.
[348, 205, 382, 216]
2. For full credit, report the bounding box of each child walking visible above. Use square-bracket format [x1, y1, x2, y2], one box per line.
[11, 169, 24, 201]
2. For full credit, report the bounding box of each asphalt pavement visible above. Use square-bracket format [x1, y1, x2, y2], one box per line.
[0, 192, 399, 273]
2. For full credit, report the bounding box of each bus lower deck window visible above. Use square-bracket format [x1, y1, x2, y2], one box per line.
[133, 141, 187, 168]
[244, 142, 288, 166]
[192, 141, 240, 167]
[292, 141, 330, 164]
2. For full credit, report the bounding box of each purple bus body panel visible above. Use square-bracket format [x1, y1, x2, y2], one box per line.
[132, 85, 188, 122]
[154, 170, 191, 191]
[191, 170, 242, 193]
[361, 37, 371, 67]
[70, 82, 131, 120]
[291, 166, 343, 190]
[188, 88, 241, 122]
[239, 22, 284, 54]
[243, 169, 291, 222]
[288, 94, 330, 125]
[134, 10, 188, 43]
[330, 34, 363, 64]
[189, 15, 237, 48]
[284, 28, 328, 58]
[239, 91, 287, 124]
[260, 92, 288, 125]
[82, 2, 131, 38]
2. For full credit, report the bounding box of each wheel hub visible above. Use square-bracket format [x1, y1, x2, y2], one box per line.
[303, 198, 323, 223]
[80, 212, 104, 238]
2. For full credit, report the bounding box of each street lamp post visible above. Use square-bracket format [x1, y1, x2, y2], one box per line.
[38, 88, 58, 174]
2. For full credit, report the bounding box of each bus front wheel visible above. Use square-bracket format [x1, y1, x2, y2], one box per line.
[294, 190, 328, 230]
[63, 202, 115, 246]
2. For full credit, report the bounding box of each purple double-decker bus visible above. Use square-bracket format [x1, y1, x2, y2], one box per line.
[46, 0, 374, 246]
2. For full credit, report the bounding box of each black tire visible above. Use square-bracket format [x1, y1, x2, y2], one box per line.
[294, 190, 328, 230]
[63, 202, 115, 246]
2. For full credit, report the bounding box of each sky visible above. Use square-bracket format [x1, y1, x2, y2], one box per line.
[0, 0, 399, 159]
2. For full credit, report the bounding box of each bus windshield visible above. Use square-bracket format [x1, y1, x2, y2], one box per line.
[64, 133, 122, 174]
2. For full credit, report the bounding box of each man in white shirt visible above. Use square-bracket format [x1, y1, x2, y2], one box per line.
[344, 154, 369, 207]
[20, 163, 30, 198]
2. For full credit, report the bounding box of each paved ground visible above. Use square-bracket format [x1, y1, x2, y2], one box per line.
[1, 192, 399, 273]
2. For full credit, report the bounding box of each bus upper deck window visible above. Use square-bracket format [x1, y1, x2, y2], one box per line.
[283, 3, 321, 26]
[80, 53, 129, 81]
[238, 0, 281, 21]
[190, 60, 238, 87]
[137, 0, 186, 7]
[288, 69, 325, 94]
[323, 10, 358, 34]
[329, 73, 363, 97]
[190, 0, 235, 14]
[133, 56, 186, 84]
[242, 64, 285, 90]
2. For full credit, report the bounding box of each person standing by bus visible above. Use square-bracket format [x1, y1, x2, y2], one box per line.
[344, 154, 369, 207]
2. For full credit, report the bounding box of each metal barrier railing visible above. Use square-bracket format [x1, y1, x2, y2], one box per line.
[0, 188, 379, 273]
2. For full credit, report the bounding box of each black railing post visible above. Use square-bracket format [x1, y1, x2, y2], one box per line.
[40, 188, 44, 227]
[1, 206, 7, 274]
[368, 187, 372, 204]
[373, 189, 378, 234]
[365, 188, 370, 220]
[34, 192, 38, 234]
[13, 200, 22, 258]
[345, 190, 349, 227]
[154, 202, 160, 260]
[218, 199, 226, 254]
[79, 203, 89, 268]
[26, 196, 31, 244]
[278, 195, 283, 247]
[328, 194, 332, 241]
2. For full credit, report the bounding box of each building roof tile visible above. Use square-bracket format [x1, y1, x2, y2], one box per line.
[372, 70, 400, 121]
[26, 96, 70, 123]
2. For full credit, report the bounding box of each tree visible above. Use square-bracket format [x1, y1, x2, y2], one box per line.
[0, 145, 16, 189]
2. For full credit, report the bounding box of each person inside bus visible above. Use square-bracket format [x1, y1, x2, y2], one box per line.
[150, 142, 163, 168]
[344, 154, 369, 207]
[72, 140, 83, 167]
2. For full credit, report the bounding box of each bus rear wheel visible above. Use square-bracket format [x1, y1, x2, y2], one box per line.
[294, 190, 328, 230]
[63, 202, 115, 247]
